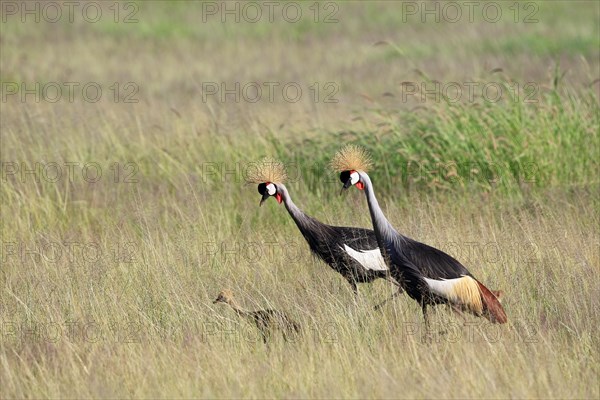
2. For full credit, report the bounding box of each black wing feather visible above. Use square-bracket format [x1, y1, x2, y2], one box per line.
[401, 237, 471, 279]
[332, 226, 379, 251]
[287, 210, 388, 284]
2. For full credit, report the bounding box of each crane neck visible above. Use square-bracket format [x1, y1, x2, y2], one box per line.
[358, 172, 399, 248]
[225, 298, 248, 317]
[277, 184, 314, 231]
[276, 183, 336, 256]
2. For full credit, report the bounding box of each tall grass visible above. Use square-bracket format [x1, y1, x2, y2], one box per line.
[276, 84, 599, 197]
[1, 2, 599, 398]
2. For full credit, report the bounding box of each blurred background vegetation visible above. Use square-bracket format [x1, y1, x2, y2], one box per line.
[1, 1, 598, 398]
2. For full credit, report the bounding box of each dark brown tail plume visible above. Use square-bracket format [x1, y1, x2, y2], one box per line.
[476, 280, 507, 324]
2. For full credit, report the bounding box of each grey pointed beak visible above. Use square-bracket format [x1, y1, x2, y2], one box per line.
[259, 192, 270, 206]
[340, 179, 352, 195]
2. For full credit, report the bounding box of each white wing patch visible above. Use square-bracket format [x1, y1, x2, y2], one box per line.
[424, 277, 461, 298]
[341, 245, 388, 271]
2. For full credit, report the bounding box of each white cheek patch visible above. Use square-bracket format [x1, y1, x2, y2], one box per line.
[266, 183, 276, 196]
[350, 171, 359, 185]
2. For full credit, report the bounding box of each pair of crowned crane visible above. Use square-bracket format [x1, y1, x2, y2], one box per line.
[248, 145, 507, 327]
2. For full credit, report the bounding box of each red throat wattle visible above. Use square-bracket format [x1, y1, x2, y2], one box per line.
[356, 181, 365, 190]
[275, 193, 283, 203]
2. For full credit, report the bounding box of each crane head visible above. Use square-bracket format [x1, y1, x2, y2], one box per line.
[340, 170, 364, 193]
[213, 289, 234, 304]
[257, 182, 283, 206]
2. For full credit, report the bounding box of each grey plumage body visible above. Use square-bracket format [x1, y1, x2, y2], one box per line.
[351, 171, 506, 324]
[275, 183, 402, 297]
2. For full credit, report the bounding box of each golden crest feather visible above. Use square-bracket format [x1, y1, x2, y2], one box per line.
[246, 157, 287, 184]
[330, 145, 373, 172]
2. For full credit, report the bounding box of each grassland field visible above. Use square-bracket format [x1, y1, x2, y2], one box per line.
[0, 1, 599, 398]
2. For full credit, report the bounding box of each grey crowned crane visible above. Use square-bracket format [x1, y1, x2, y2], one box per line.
[332, 146, 507, 326]
[213, 289, 300, 343]
[247, 158, 402, 306]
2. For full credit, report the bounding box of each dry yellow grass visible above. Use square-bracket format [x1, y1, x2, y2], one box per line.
[1, 2, 599, 398]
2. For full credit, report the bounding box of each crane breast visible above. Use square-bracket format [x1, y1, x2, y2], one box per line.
[340, 244, 388, 271]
